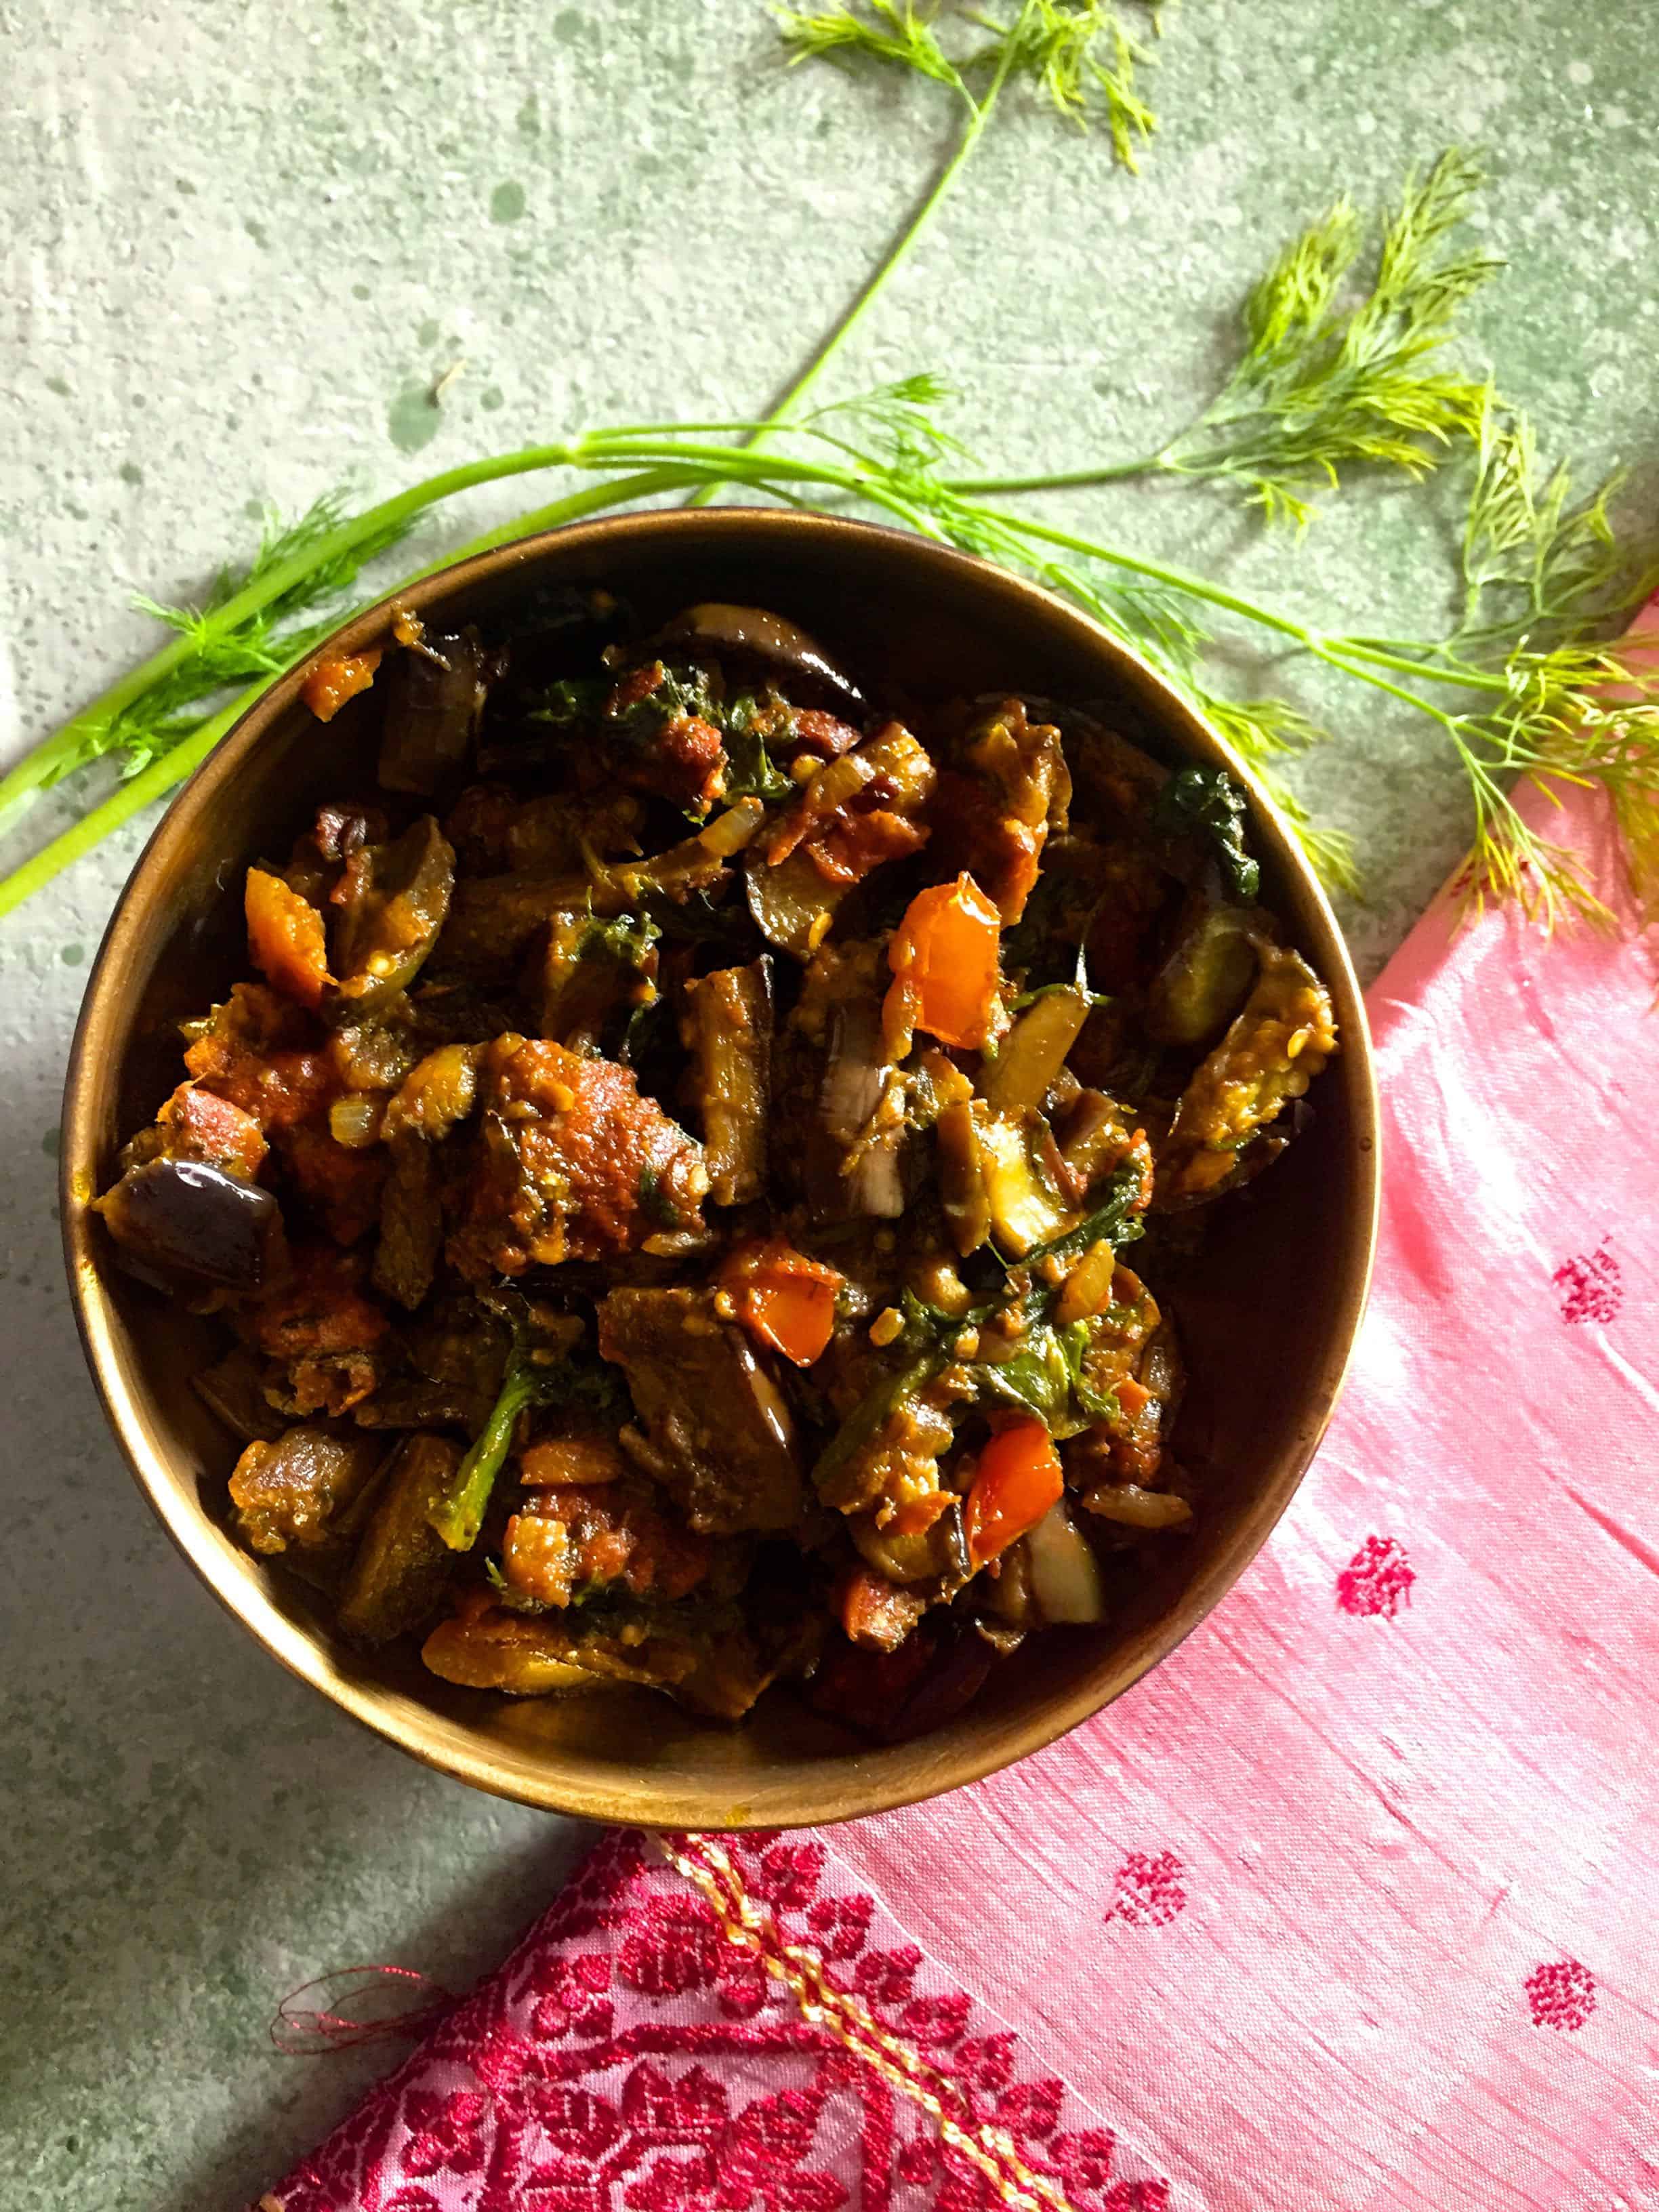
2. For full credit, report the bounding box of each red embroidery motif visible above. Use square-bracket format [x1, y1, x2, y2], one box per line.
[1106, 1853, 1187, 1929]
[1336, 1535, 1415, 1619]
[804, 1893, 874, 1961]
[617, 1896, 723, 1997]
[403, 2087, 488, 2177]
[268, 1830, 1173, 2212]
[1553, 1241, 1622, 1325]
[1524, 1959, 1597, 2030]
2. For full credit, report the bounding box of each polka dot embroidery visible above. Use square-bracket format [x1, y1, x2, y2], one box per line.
[1107, 1851, 1187, 1929]
[1553, 1241, 1622, 1326]
[1336, 1536, 1415, 1619]
[1525, 1959, 1596, 2031]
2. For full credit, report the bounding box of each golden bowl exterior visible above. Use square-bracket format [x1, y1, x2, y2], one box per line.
[61, 509, 1378, 1829]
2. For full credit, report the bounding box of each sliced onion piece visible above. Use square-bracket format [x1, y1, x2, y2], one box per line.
[1025, 1499, 1109, 1623]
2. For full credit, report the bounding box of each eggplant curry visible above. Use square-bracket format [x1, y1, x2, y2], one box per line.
[95, 594, 1337, 1740]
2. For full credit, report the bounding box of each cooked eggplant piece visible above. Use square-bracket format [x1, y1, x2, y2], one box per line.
[1156, 941, 1338, 1204]
[382, 1043, 483, 1144]
[980, 985, 1092, 1117]
[96, 1158, 284, 1292]
[672, 1628, 802, 1721]
[229, 1425, 388, 1556]
[434, 869, 590, 975]
[929, 697, 1070, 923]
[377, 627, 489, 796]
[745, 844, 851, 960]
[1145, 884, 1259, 1047]
[977, 1109, 1071, 1256]
[337, 1432, 459, 1643]
[534, 909, 657, 1048]
[596, 1286, 803, 1534]
[792, 941, 906, 1222]
[848, 1498, 969, 1585]
[331, 816, 456, 1017]
[350, 1378, 497, 1431]
[373, 1136, 442, 1311]
[419, 1609, 612, 1695]
[1053, 705, 1167, 833]
[813, 1372, 955, 1516]
[934, 1098, 991, 1258]
[653, 602, 865, 717]
[1053, 1089, 1142, 1206]
[808, 1616, 992, 1740]
[194, 1346, 287, 1443]
[680, 958, 771, 1206]
[329, 1002, 424, 1094]
[107, 611, 1340, 1742]
[421, 1599, 707, 1694]
[401, 1290, 513, 1401]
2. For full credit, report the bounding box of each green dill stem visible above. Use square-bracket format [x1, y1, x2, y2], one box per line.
[685, 6, 1033, 509]
[946, 455, 1174, 495]
[0, 470, 697, 920]
[1330, 636, 1517, 694]
[403, 466, 693, 571]
[987, 507, 1326, 651]
[430, 1364, 535, 1553]
[0, 690, 257, 922]
[0, 442, 592, 820]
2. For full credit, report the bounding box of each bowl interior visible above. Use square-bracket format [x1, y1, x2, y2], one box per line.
[64, 511, 1376, 1828]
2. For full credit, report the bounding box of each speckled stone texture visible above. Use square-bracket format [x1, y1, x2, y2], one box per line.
[1, 3, 1654, 2204]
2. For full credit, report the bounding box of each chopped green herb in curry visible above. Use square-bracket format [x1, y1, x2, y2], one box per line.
[93, 596, 1337, 1739]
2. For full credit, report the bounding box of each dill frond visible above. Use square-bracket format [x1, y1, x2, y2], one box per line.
[771, 1, 962, 89]
[88, 494, 411, 783]
[804, 374, 972, 476]
[775, 0, 1164, 165]
[968, 0, 1160, 166]
[1443, 644, 1659, 929]
[1454, 396, 1658, 649]
[1160, 149, 1502, 520]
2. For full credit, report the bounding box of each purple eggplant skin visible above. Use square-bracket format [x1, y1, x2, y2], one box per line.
[377, 628, 489, 796]
[651, 603, 865, 718]
[878, 1627, 996, 1742]
[95, 1157, 285, 1291]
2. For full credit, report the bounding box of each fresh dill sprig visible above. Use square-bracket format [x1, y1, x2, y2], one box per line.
[956, 149, 1504, 524]
[6, 136, 1658, 938]
[0, 494, 413, 807]
[1451, 396, 1656, 651]
[1177, 148, 1502, 522]
[693, 0, 1164, 508]
[774, 0, 962, 86]
[776, 0, 1162, 152]
[968, 0, 1160, 165]
[5, 397, 1656, 930]
[806, 373, 972, 476]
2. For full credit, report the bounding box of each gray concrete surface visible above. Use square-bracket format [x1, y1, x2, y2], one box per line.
[3, 3, 1656, 2202]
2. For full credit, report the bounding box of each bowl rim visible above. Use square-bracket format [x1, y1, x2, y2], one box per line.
[61, 505, 1380, 1828]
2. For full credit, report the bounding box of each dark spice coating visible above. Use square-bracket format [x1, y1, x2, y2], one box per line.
[93, 598, 1337, 1734]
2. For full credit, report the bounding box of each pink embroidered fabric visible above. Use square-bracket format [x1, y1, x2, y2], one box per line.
[264, 1828, 1170, 2212]
[264, 656, 1659, 2212]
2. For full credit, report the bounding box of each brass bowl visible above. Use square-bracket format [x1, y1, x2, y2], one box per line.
[62, 509, 1378, 1830]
